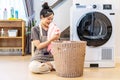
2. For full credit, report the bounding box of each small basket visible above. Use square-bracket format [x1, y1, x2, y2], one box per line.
[8, 29, 18, 37]
[51, 41, 86, 78]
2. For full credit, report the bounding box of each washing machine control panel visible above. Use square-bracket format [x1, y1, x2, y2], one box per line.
[75, 4, 97, 9]
[103, 4, 112, 10]
[75, 4, 112, 10]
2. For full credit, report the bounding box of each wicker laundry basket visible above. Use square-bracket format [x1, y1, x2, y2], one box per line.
[51, 41, 86, 78]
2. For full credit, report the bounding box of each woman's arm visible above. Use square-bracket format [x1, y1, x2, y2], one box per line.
[33, 34, 60, 50]
[32, 39, 51, 50]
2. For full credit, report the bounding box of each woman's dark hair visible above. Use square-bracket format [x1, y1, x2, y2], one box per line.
[40, 2, 54, 18]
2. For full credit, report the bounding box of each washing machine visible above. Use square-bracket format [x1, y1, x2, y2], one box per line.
[70, 3, 115, 67]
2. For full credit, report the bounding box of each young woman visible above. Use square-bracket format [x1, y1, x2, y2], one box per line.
[29, 2, 60, 73]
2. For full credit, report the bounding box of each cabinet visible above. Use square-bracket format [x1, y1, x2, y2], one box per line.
[0, 20, 26, 55]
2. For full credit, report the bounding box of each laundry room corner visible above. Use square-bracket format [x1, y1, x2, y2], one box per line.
[1, 0, 120, 80]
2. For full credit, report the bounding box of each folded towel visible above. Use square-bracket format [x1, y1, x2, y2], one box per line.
[47, 22, 60, 52]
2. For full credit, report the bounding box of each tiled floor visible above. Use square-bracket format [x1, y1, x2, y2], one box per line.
[0, 55, 120, 80]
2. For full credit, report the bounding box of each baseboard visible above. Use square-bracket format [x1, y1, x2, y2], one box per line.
[115, 57, 120, 63]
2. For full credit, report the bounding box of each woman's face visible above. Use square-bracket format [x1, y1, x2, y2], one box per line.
[41, 14, 54, 28]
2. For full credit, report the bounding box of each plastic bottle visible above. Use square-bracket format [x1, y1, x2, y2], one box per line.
[3, 8, 8, 20]
[10, 7, 14, 18]
[15, 10, 18, 19]
[1, 28, 4, 36]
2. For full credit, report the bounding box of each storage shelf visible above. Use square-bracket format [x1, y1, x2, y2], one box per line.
[0, 37, 22, 38]
[0, 47, 22, 49]
[0, 20, 23, 21]
[0, 26, 22, 28]
[0, 20, 26, 56]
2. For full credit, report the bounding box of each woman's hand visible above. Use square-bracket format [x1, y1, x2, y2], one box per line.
[49, 34, 60, 42]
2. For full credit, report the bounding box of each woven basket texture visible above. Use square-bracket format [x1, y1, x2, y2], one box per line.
[51, 41, 86, 78]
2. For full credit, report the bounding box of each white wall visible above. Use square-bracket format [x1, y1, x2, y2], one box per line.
[33, 0, 42, 25]
[115, 10, 120, 59]
[53, 0, 72, 31]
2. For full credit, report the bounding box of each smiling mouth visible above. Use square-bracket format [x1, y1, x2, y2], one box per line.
[47, 23, 50, 25]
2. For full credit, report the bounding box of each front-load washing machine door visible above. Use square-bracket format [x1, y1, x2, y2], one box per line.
[77, 12, 112, 47]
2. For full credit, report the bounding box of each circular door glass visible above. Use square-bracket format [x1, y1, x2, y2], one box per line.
[77, 12, 112, 47]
